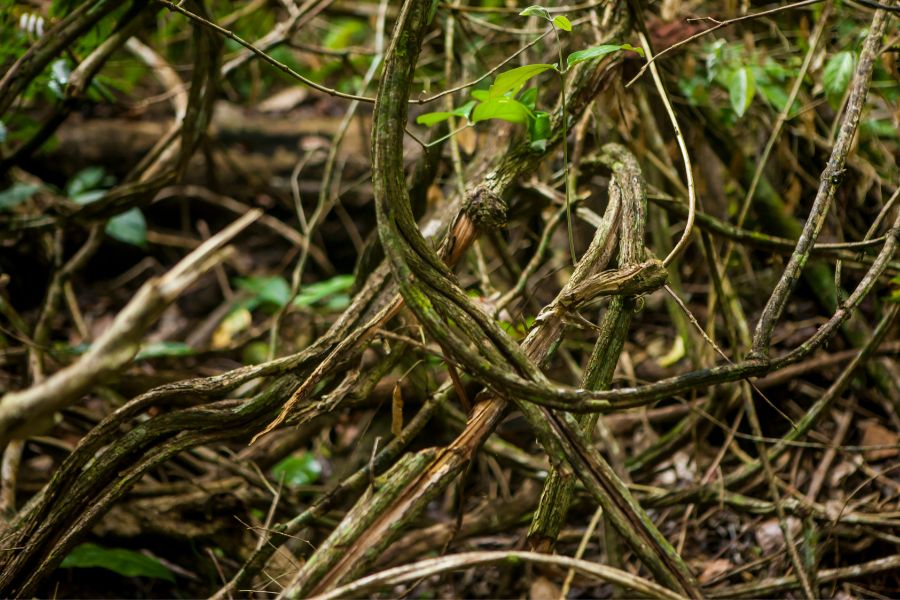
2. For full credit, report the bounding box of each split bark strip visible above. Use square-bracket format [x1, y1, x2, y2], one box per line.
[281, 1, 698, 596]
[528, 148, 647, 549]
[750, 6, 891, 357]
[0, 209, 261, 448]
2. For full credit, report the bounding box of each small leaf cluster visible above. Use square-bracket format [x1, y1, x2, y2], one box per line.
[416, 6, 642, 151]
[679, 39, 860, 122]
[0, 166, 147, 248]
[68, 167, 148, 248]
[212, 274, 355, 355]
[417, 63, 557, 151]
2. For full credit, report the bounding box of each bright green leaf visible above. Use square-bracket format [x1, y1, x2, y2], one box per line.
[472, 97, 532, 125]
[236, 276, 292, 307]
[470, 89, 489, 101]
[271, 452, 322, 487]
[490, 64, 556, 99]
[552, 15, 572, 32]
[416, 112, 455, 126]
[293, 274, 354, 307]
[136, 341, 194, 360]
[61, 543, 174, 582]
[453, 100, 477, 120]
[0, 183, 40, 211]
[529, 110, 551, 142]
[106, 208, 147, 247]
[416, 101, 475, 126]
[823, 51, 855, 107]
[519, 5, 551, 20]
[566, 43, 643, 68]
[728, 66, 756, 118]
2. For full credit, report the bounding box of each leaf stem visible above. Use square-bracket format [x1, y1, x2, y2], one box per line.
[423, 123, 474, 148]
[553, 25, 577, 265]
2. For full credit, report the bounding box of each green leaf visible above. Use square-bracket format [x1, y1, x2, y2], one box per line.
[293, 274, 354, 307]
[519, 5, 551, 20]
[472, 97, 532, 125]
[566, 43, 643, 68]
[758, 82, 790, 113]
[105, 208, 147, 247]
[823, 51, 855, 107]
[490, 64, 556, 99]
[416, 112, 454, 126]
[529, 110, 551, 142]
[236, 276, 292, 308]
[61, 543, 174, 582]
[470, 89, 490, 102]
[728, 66, 756, 118]
[862, 118, 900, 140]
[67, 166, 107, 198]
[135, 341, 194, 360]
[0, 183, 40, 211]
[552, 15, 572, 31]
[518, 87, 538, 110]
[415, 101, 475, 127]
[270, 452, 322, 487]
[453, 100, 477, 120]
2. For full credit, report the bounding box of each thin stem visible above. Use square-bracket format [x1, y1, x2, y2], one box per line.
[423, 123, 474, 148]
[416, 30, 551, 103]
[553, 25, 577, 265]
[155, 0, 376, 103]
[636, 30, 696, 268]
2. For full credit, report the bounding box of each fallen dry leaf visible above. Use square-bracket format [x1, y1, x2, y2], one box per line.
[698, 558, 733, 584]
[859, 419, 900, 461]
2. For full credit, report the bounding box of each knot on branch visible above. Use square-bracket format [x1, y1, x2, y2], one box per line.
[557, 259, 668, 311]
[463, 185, 507, 230]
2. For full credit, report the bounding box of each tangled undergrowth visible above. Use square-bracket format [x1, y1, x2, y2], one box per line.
[1, 0, 899, 598]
